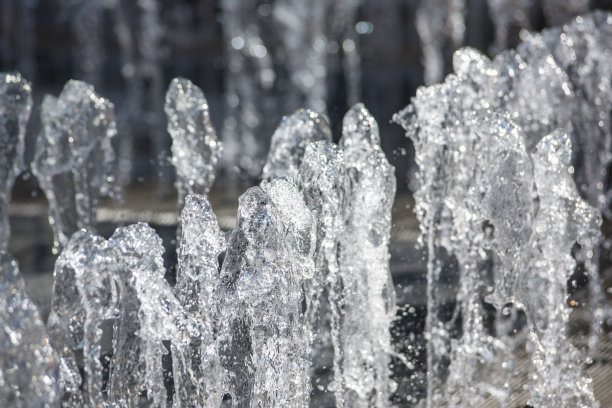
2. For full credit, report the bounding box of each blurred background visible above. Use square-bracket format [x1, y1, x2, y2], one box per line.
[2, 0, 612, 404]
[3, 0, 611, 192]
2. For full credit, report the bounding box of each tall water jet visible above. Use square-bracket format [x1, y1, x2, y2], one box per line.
[297, 140, 349, 405]
[165, 78, 223, 212]
[394, 16, 609, 402]
[110, 223, 202, 407]
[262, 108, 332, 180]
[46, 236, 85, 406]
[336, 103, 396, 407]
[396, 87, 527, 404]
[0, 73, 32, 251]
[532, 12, 612, 346]
[32, 80, 119, 251]
[526, 12, 612, 215]
[48, 231, 120, 407]
[173, 194, 226, 407]
[0, 253, 60, 407]
[443, 10, 612, 355]
[520, 130, 598, 407]
[49, 222, 206, 406]
[217, 178, 314, 407]
[454, 33, 609, 350]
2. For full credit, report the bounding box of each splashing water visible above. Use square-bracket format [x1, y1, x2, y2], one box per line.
[262, 108, 332, 181]
[394, 12, 612, 407]
[337, 103, 396, 407]
[298, 140, 349, 405]
[165, 77, 223, 212]
[48, 231, 120, 407]
[31, 80, 119, 252]
[0, 253, 60, 407]
[173, 194, 226, 407]
[218, 178, 315, 407]
[3, 10, 612, 408]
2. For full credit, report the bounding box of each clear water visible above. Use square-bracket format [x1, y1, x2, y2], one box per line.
[1, 9, 612, 408]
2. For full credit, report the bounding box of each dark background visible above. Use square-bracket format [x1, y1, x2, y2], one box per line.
[3, 0, 610, 194]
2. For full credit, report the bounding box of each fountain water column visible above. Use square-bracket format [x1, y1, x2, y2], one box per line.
[218, 178, 315, 407]
[298, 141, 350, 405]
[165, 77, 223, 214]
[393, 79, 518, 406]
[450, 15, 612, 356]
[337, 104, 396, 407]
[31, 80, 119, 252]
[0, 73, 32, 251]
[49, 232, 120, 407]
[50, 222, 208, 407]
[394, 30, 607, 402]
[172, 194, 226, 407]
[110, 223, 194, 407]
[262, 108, 332, 181]
[521, 131, 599, 407]
[46, 242, 86, 406]
[532, 12, 612, 350]
[441, 113, 532, 407]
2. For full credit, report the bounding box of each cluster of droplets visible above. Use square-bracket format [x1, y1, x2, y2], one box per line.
[394, 11, 611, 408]
[31, 80, 120, 252]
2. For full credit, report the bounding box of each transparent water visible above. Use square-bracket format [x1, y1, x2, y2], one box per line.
[1, 9, 612, 408]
